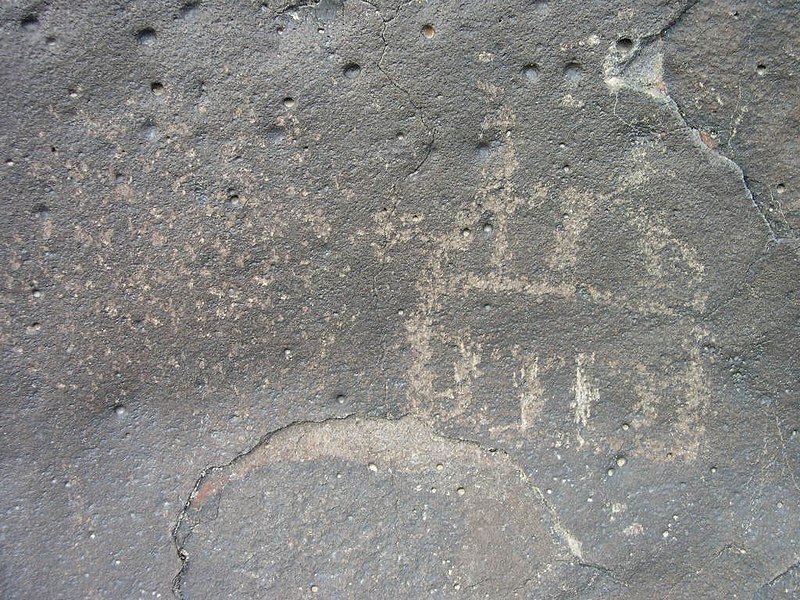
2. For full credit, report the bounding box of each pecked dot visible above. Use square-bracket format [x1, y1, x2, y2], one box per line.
[522, 63, 541, 82]
[476, 142, 492, 160]
[563, 62, 583, 83]
[225, 193, 240, 208]
[756, 63, 767, 76]
[616, 37, 633, 52]
[136, 27, 157, 46]
[33, 203, 50, 220]
[343, 63, 361, 79]
[179, 1, 199, 19]
[142, 121, 159, 141]
[421, 24, 435, 39]
[533, 1, 550, 16]
[21, 15, 39, 31]
[150, 82, 164, 95]
[776, 183, 785, 194]
[265, 125, 286, 144]
[283, 97, 295, 108]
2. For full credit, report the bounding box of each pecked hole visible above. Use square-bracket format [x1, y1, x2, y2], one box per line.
[616, 37, 633, 52]
[21, 15, 39, 31]
[563, 61, 583, 83]
[522, 63, 541, 82]
[179, 1, 199, 19]
[343, 63, 361, 79]
[136, 27, 157, 46]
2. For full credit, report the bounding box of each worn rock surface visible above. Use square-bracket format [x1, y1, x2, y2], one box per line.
[0, 0, 797, 598]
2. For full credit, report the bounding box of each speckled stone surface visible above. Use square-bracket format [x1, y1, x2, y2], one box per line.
[1, 1, 798, 598]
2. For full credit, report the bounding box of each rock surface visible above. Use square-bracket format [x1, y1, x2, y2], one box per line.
[0, 0, 797, 598]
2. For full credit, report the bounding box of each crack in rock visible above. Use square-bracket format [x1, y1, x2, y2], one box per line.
[603, 3, 779, 245]
[171, 416, 616, 598]
[754, 559, 800, 599]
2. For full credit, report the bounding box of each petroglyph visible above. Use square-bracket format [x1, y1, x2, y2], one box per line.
[518, 355, 544, 431]
[548, 188, 601, 272]
[572, 353, 597, 429]
[398, 97, 712, 461]
[3, 0, 797, 598]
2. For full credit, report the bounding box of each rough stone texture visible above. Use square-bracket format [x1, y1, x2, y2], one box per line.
[664, 0, 800, 238]
[0, 0, 797, 598]
[175, 418, 619, 598]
